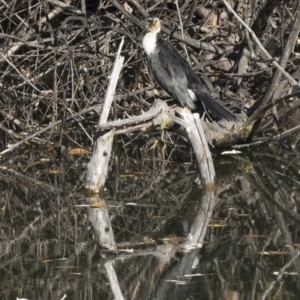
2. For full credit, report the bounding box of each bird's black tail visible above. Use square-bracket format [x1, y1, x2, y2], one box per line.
[196, 90, 238, 122]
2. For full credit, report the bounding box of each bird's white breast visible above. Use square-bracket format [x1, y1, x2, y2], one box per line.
[143, 32, 157, 56]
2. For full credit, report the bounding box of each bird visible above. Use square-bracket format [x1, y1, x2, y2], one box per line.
[142, 17, 237, 122]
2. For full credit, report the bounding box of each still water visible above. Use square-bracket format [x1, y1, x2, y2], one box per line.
[1, 135, 300, 300]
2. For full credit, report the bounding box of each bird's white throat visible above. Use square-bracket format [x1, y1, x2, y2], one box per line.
[143, 32, 157, 56]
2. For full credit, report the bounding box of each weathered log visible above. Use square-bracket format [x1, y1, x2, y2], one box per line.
[85, 38, 125, 253]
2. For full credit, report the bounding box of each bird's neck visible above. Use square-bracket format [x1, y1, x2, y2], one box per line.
[143, 31, 158, 56]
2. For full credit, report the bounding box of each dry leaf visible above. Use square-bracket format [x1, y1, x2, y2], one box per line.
[68, 148, 90, 155]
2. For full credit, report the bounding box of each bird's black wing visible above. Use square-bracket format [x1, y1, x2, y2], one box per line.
[149, 38, 237, 121]
[171, 44, 238, 122]
[148, 39, 196, 111]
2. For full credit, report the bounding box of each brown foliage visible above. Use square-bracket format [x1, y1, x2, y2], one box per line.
[0, 0, 300, 153]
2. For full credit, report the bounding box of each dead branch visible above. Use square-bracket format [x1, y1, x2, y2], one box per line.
[223, 0, 300, 87]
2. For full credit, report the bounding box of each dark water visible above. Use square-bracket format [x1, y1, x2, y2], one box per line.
[1, 134, 300, 300]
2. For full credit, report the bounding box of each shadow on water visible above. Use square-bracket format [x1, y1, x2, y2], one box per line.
[1, 133, 300, 300]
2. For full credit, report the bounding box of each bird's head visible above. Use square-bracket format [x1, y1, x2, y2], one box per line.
[145, 17, 161, 33]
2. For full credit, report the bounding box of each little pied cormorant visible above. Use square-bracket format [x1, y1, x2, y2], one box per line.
[142, 18, 237, 122]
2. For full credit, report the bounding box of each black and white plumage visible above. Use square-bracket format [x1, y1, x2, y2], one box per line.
[142, 18, 237, 122]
